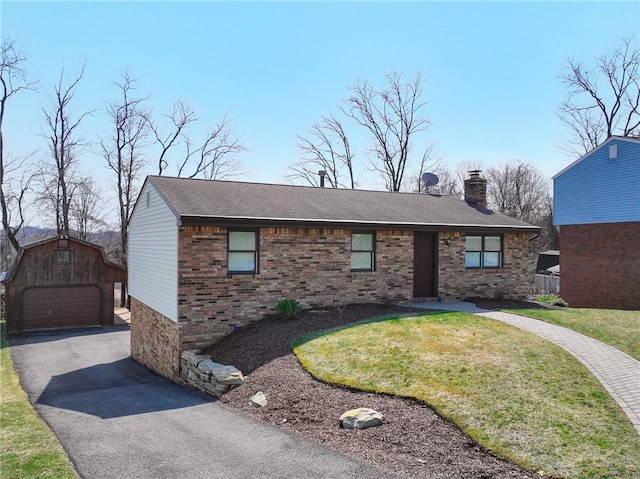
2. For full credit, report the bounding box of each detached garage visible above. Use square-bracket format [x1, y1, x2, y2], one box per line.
[2, 236, 127, 333]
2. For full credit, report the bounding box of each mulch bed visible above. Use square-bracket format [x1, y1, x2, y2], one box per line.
[204, 303, 539, 479]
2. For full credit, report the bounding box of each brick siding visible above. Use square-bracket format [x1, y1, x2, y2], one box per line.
[560, 222, 640, 309]
[177, 226, 414, 350]
[438, 232, 532, 300]
[130, 297, 180, 379]
[131, 226, 533, 375]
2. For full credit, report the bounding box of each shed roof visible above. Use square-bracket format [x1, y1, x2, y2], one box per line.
[2, 235, 126, 284]
[145, 176, 538, 233]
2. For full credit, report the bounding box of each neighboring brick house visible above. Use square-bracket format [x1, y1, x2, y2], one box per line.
[553, 136, 640, 309]
[129, 173, 538, 379]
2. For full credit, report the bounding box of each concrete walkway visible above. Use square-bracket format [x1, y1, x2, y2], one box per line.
[406, 302, 640, 435]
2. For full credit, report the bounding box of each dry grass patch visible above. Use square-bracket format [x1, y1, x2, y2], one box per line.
[293, 312, 640, 479]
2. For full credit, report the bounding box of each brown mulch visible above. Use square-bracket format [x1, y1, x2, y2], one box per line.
[203, 303, 539, 479]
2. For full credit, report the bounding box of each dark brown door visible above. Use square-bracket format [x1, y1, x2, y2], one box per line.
[23, 286, 101, 331]
[413, 232, 437, 298]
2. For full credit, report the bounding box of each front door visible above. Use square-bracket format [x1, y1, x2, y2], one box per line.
[413, 232, 437, 298]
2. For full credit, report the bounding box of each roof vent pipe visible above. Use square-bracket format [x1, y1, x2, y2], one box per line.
[318, 170, 327, 188]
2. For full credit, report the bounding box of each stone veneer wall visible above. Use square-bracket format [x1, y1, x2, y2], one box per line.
[560, 222, 640, 310]
[437, 232, 532, 300]
[177, 226, 414, 350]
[130, 297, 180, 379]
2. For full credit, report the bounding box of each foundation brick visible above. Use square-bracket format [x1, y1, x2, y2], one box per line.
[130, 297, 180, 379]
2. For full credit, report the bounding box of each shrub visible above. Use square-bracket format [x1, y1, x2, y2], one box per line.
[554, 297, 568, 307]
[276, 299, 302, 320]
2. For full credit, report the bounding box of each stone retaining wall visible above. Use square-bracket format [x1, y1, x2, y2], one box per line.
[179, 349, 244, 397]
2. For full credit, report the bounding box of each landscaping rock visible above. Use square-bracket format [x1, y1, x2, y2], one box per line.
[181, 349, 211, 367]
[250, 391, 267, 407]
[197, 359, 221, 375]
[210, 364, 244, 385]
[339, 408, 384, 430]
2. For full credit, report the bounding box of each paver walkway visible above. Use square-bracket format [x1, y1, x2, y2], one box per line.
[407, 302, 640, 435]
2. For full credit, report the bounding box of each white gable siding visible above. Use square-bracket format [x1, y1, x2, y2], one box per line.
[129, 182, 178, 321]
[554, 138, 640, 225]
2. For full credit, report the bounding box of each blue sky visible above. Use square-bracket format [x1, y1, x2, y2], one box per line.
[2, 1, 639, 225]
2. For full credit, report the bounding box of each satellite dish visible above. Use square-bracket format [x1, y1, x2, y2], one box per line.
[422, 172, 439, 188]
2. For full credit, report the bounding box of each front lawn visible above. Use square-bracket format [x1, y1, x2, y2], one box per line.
[0, 329, 78, 479]
[293, 312, 640, 479]
[505, 308, 640, 360]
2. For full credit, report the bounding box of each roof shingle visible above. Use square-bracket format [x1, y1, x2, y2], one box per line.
[146, 176, 538, 232]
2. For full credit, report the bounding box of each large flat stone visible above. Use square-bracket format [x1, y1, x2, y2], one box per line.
[339, 408, 384, 430]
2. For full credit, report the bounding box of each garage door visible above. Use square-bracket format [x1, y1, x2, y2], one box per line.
[23, 286, 101, 331]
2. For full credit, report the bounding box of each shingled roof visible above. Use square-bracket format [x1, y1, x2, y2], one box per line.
[144, 176, 539, 233]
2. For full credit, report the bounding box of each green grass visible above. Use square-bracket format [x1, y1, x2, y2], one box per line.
[0, 327, 78, 479]
[505, 308, 640, 361]
[293, 312, 640, 479]
[535, 294, 560, 303]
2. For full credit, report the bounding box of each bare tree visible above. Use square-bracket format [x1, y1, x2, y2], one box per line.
[559, 37, 640, 156]
[288, 114, 356, 188]
[485, 161, 550, 224]
[149, 99, 245, 180]
[408, 144, 439, 193]
[1, 40, 38, 253]
[101, 72, 150, 269]
[40, 65, 90, 236]
[70, 177, 107, 241]
[177, 115, 245, 179]
[152, 100, 195, 176]
[530, 196, 559, 253]
[428, 164, 463, 197]
[343, 71, 431, 191]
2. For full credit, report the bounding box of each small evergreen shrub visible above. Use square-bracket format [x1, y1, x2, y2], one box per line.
[276, 299, 302, 320]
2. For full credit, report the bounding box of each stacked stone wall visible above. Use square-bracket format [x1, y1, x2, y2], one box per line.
[130, 297, 180, 379]
[560, 222, 640, 310]
[179, 349, 244, 397]
[177, 226, 414, 350]
[437, 232, 532, 300]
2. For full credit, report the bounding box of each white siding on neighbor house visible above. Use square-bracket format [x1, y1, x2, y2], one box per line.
[129, 182, 179, 321]
[553, 138, 640, 226]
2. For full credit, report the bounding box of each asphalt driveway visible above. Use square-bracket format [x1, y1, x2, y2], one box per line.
[9, 327, 395, 479]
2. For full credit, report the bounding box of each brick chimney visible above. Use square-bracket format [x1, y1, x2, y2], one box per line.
[464, 170, 487, 207]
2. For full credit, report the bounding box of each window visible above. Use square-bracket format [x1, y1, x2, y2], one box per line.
[351, 232, 375, 271]
[56, 250, 71, 264]
[465, 235, 502, 268]
[228, 230, 258, 274]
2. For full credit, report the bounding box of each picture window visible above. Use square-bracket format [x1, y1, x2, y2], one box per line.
[465, 235, 502, 269]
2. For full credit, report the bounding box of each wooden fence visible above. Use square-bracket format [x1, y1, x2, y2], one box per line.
[534, 274, 560, 295]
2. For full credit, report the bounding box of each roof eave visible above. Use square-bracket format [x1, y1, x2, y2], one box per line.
[178, 215, 540, 233]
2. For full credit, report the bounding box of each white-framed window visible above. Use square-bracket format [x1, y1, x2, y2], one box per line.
[228, 230, 258, 274]
[351, 232, 375, 271]
[465, 235, 502, 269]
